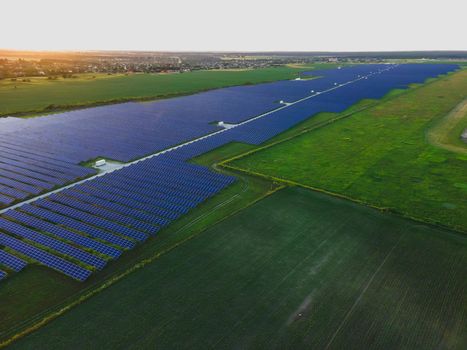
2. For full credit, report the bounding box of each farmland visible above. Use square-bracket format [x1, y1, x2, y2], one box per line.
[0, 66, 314, 116]
[9, 187, 467, 349]
[0, 63, 466, 348]
[229, 69, 467, 232]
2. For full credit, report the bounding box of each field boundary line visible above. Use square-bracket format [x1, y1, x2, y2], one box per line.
[221, 164, 467, 236]
[0, 173, 283, 348]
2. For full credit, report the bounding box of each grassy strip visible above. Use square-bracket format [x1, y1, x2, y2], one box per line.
[219, 105, 374, 166]
[426, 98, 467, 154]
[222, 164, 467, 236]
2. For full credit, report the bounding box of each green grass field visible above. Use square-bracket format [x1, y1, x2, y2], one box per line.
[0, 65, 327, 117]
[9, 187, 467, 349]
[229, 70, 467, 232]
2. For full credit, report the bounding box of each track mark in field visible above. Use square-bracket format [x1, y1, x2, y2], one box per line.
[286, 292, 315, 326]
[426, 97, 467, 155]
[324, 232, 404, 350]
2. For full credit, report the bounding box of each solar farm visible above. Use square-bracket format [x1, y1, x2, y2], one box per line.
[0, 63, 457, 281]
[1, 63, 466, 348]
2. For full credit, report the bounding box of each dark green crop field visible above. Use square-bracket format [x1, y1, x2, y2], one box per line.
[0, 65, 329, 117]
[9, 187, 467, 349]
[230, 70, 467, 232]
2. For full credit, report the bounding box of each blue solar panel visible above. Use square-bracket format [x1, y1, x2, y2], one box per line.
[0, 184, 29, 200]
[5, 209, 120, 259]
[0, 193, 14, 205]
[34, 199, 147, 242]
[0, 168, 55, 189]
[71, 185, 173, 226]
[0, 162, 66, 185]
[49, 193, 158, 234]
[0, 269, 6, 280]
[0, 147, 93, 178]
[0, 176, 41, 195]
[0, 156, 77, 181]
[86, 179, 197, 209]
[0, 232, 91, 281]
[0, 249, 27, 271]
[20, 204, 134, 249]
[0, 217, 106, 270]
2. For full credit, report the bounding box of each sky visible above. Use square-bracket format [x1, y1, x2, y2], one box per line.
[1, 0, 466, 52]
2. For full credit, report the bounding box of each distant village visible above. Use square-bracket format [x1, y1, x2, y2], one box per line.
[1, 50, 464, 80]
[0, 51, 378, 79]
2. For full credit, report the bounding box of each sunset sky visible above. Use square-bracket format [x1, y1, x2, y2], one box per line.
[2, 0, 466, 52]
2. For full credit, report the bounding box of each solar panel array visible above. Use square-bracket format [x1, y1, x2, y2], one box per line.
[0, 63, 459, 281]
[0, 158, 235, 281]
[0, 143, 96, 207]
[0, 249, 27, 271]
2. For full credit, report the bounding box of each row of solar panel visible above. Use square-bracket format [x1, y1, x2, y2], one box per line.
[0, 159, 236, 281]
[0, 140, 96, 206]
[0, 249, 27, 271]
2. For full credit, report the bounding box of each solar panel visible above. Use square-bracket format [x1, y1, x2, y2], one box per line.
[0, 217, 106, 270]
[0, 162, 66, 185]
[0, 184, 29, 200]
[4, 209, 120, 259]
[50, 193, 157, 235]
[0, 249, 27, 271]
[20, 204, 134, 249]
[34, 199, 147, 242]
[0, 232, 91, 281]
[0, 193, 14, 205]
[0, 168, 54, 189]
[70, 186, 172, 226]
